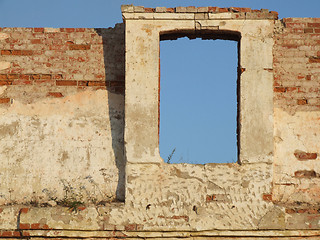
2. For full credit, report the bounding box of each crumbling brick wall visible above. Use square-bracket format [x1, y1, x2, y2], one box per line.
[0, 25, 126, 205]
[273, 18, 320, 228]
[0, 5, 320, 239]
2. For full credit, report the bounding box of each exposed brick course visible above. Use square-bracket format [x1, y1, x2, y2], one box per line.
[274, 18, 320, 111]
[0, 25, 125, 98]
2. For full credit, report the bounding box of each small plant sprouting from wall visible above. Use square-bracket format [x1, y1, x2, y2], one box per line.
[59, 180, 84, 212]
[166, 147, 176, 164]
[55, 175, 116, 211]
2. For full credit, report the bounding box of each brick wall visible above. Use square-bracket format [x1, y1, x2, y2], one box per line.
[273, 18, 320, 221]
[274, 18, 320, 111]
[0, 25, 125, 101]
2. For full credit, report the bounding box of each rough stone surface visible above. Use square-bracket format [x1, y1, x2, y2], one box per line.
[0, 6, 319, 239]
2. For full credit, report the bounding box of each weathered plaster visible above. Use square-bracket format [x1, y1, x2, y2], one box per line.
[0, 90, 125, 205]
[0, 5, 319, 239]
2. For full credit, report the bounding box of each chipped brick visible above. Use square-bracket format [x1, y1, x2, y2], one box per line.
[294, 151, 317, 160]
[294, 170, 317, 178]
[47, 92, 64, 98]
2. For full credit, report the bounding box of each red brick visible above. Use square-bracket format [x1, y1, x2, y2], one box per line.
[262, 194, 272, 202]
[274, 87, 286, 93]
[23, 231, 30, 236]
[309, 57, 320, 63]
[218, 8, 229, 13]
[308, 209, 319, 214]
[11, 50, 21, 55]
[297, 99, 308, 105]
[0, 98, 10, 104]
[75, 28, 86, 32]
[208, 7, 217, 12]
[144, 8, 154, 13]
[315, 29, 320, 33]
[1, 50, 11, 55]
[294, 170, 317, 178]
[20, 74, 30, 80]
[20, 208, 29, 214]
[283, 18, 293, 23]
[34, 28, 44, 33]
[166, 8, 174, 13]
[56, 80, 77, 86]
[47, 92, 64, 98]
[11, 50, 33, 56]
[12, 80, 32, 85]
[304, 28, 314, 33]
[31, 223, 41, 229]
[270, 11, 278, 18]
[125, 224, 136, 231]
[1, 231, 13, 237]
[308, 23, 320, 28]
[294, 151, 317, 160]
[34, 79, 56, 86]
[19, 223, 30, 229]
[65, 28, 75, 33]
[240, 8, 251, 12]
[88, 81, 106, 86]
[285, 208, 296, 214]
[69, 44, 91, 50]
[77, 206, 86, 211]
[306, 75, 312, 80]
[13, 231, 21, 237]
[31, 74, 41, 80]
[78, 80, 89, 86]
[95, 74, 105, 80]
[286, 87, 297, 92]
[30, 39, 42, 44]
[52, 74, 63, 80]
[297, 209, 308, 214]
[0, 80, 12, 86]
[286, 23, 307, 28]
[7, 74, 19, 80]
[0, 75, 8, 80]
[41, 74, 52, 80]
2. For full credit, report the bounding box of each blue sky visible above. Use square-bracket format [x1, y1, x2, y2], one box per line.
[0, 0, 319, 164]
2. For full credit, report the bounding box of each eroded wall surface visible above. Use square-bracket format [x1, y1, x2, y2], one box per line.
[0, 25, 126, 205]
[273, 17, 320, 228]
[0, 5, 319, 240]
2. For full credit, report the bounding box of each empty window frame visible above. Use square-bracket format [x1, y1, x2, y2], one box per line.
[159, 32, 240, 164]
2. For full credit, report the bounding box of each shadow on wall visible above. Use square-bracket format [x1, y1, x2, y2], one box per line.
[95, 24, 125, 202]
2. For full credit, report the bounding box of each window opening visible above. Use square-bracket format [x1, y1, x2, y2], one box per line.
[159, 37, 238, 164]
